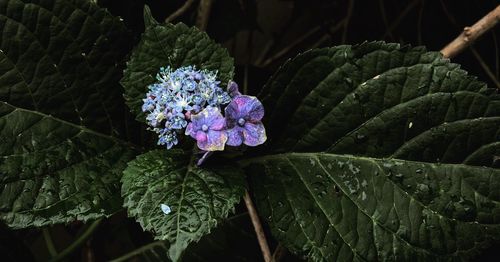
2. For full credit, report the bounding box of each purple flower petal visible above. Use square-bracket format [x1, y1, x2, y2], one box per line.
[227, 81, 241, 98]
[242, 122, 267, 146]
[226, 126, 244, 146]
[201, 106, 223, 124]
[197, 130, 228, 151]
[210, 117, 225, 131]
[185, 123, 195, 137]
[187, 106, 228, 151]
[195, 131, 207, 143]
[225, 95, 264, 123]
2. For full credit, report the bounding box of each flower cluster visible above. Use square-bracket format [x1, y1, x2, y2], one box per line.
[142, 66, 231, 149]
[142, 66, 267, 154]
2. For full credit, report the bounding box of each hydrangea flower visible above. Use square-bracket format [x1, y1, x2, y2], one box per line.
[225, 95, 267, 147]
[185, 106, 228, 151]
[142, 66, 230, 149]
[142, 65, 267, 160]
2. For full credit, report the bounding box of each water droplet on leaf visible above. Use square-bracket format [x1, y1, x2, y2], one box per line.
[161, 204, 171, 215]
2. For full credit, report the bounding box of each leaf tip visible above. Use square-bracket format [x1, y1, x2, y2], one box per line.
[143, 5, 159, 28]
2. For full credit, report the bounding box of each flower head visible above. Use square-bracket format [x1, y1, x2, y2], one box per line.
[157, 128, 178, 149]
[142, 66, 231, 150]
[225, 95, 267, 147]
[185, 107, 228, 151]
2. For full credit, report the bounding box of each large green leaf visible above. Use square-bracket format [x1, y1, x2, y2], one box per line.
[246, 42, 500, 260]
[121, 150, 246, 261]
[121, 7, 235, 120]
[0, 0, 134, 137]
[259, 42, 498, 166]
[0, 102, 136, 228]
[244, 153, 500, 261]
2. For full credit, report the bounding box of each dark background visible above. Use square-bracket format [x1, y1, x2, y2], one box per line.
[102, 0, 499, 93]
[4, 0, 498, 261]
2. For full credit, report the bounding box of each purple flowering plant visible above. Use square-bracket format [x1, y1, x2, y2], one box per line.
[142, 66, 267, 163]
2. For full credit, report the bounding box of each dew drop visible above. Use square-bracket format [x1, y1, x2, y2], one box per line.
[161, 204, 171, 215]
[355, 133, 366, 140]
[361, 191, 367, 200]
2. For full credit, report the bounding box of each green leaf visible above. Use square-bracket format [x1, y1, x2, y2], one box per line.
[0, 102, 136, 228]
[244, 153, 500, 261]
[245, 42, 500, 260]
[121, 150, 246, 261]
[121, 22, 235, 120]
[259, 42, 498, 166]
[143, 5, 159, 28]
[0, 0, 134, 137]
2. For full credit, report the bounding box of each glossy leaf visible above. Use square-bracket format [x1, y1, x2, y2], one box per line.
[121, 15, 235, 120]
[121, 150, 246, 261]
[247, 42, 500, 261]
[0, 102, 136, 228]
[245, 153, 500, 261]
[0, 0, 134, 136]
[259, 42, 498, 167]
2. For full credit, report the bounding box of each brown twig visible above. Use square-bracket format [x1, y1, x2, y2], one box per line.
[470, 46, 500, 88]
[378, 0, 394, 41]
[196, 0, 214, 31]
[272, 243, 287, 262]
[382, 0, 420, 39]
[440, 5, 500, 59]
[165, 0, 197, 23]
[417, 0, 425, 45]
[260, 25, 323, 67]
[341, 0, 355, 44]
[492, 32, 499, 79]
[310, 19, 347, 49]
[243, 190, 272, 262]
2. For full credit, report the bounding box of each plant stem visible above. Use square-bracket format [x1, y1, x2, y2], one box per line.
[272, 243, 287, 262]
[109, 241, 164, 262]
[43, 227, 58, 257]
[470, 46, 500, 88]
[341, 0, 354, 44]
[49, 219, 102, 262]
[441, 5, 500, 59]
[243, 190, 272, 262]
[381, 0, 420, 39]
[165, 0, 197, 23]
[196, 0, 214, 31]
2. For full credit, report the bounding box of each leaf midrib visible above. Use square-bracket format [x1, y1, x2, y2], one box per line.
[247, 153, 497, 257]
[240, 152, 499, 225]
[0, 102, 136, 149]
